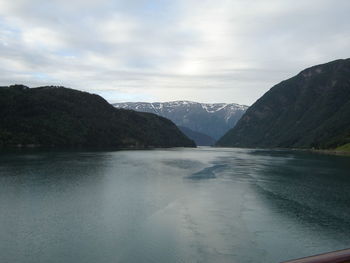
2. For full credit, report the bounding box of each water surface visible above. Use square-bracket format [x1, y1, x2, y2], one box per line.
[0, 148, 349, 262]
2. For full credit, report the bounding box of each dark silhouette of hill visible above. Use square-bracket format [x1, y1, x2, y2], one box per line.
[0, 85, 195, 148]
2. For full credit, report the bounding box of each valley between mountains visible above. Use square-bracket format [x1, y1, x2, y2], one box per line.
[114, 101, 248, 146]
[0, 59, 349, 151]
[114, 59, 350, 151]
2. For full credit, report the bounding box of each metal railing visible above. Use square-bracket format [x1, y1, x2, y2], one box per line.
[282, 248, 350, 263]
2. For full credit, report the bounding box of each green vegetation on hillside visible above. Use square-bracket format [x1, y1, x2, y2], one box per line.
[217, 59, 350, 149]
[335, 143, 350, 152]
[0, 85, 195, 148]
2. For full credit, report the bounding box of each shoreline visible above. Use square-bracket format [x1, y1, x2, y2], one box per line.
[310, 149, 350, 156]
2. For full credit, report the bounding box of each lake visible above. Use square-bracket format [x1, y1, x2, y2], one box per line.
[0, 147, 349, 263]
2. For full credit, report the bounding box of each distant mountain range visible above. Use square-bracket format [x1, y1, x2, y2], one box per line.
[0, 85, 195, 148]
[217, 59, 350, 150]
[113, 101, 248, 145]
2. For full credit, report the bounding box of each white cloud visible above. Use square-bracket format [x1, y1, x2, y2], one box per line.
[0, 0, 349, 105]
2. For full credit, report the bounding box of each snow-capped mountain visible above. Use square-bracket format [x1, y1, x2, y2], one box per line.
[113, 101, 248, 140]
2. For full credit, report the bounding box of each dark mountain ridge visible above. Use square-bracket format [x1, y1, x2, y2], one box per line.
[0, 85, 195, 148]
[217, 59, 350, 149]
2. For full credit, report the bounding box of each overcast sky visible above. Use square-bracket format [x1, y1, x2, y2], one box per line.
[0, 0, 349, 105]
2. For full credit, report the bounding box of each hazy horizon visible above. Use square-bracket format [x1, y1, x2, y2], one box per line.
[1, 0, 349, 105]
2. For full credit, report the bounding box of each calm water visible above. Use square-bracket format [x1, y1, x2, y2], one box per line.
[0, 147, 349, 263]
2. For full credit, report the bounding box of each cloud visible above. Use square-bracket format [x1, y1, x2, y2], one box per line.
[0, 0, 349, 104]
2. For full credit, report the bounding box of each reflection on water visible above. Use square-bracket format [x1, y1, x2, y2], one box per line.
[0, 148, 349, 263]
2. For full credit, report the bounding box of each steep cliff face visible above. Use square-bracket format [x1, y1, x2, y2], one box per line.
[0, 85, 195, 148]
[217, 59, 350, 149]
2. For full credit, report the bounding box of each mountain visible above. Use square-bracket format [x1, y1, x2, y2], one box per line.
[217, 59, 350, 149]
[113, 101, 248, 140]
[178, 126, 216, 146]
[0, 85, 195, 148]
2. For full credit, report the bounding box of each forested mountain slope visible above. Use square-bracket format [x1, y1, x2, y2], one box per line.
[217, 59, 350, 149]
[0, 85, 195, 148]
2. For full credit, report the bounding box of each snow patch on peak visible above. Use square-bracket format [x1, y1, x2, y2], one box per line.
[202, 103, 233, 113]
